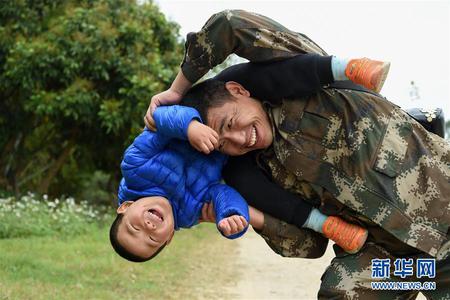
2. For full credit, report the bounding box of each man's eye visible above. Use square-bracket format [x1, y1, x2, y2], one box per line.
[228, 118, 232, 129]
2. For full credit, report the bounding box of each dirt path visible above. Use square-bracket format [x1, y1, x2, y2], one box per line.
[224, 229, 427, 300]
[224, 228, 335, 299]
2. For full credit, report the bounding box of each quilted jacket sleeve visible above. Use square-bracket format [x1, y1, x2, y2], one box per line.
[153, 105, 202, 140]
[122, 130, 169, 167]
[207, 183, 250, 239]
[119, 129, 173, 200]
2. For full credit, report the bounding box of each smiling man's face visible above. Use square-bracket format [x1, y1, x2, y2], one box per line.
[207, 82, 274, 156]
[116, 196, 175, 259]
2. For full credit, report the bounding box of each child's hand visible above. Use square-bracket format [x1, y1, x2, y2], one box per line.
[145, 89, 183, 131]
[187, 120, 219, 154]
[218, 215, 248, 237]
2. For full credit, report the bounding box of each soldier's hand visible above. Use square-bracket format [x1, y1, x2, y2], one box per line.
[218, 215, 248, 236]
[145, 89, 183, 131]
[199, 202, 216, 223]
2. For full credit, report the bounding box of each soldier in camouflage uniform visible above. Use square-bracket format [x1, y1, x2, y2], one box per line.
[150, 10, 450, 299]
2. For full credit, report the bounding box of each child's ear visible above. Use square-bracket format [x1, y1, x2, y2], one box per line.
[117, 201, 133, 214]
[166, 230, 175, 245]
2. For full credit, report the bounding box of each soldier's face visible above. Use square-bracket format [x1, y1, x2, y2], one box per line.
[207, 82, 273, 156]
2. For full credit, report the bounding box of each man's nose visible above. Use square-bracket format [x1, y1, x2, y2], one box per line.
[223, 130, 246, 146]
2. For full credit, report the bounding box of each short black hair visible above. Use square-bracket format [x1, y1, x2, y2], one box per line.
[109, 213, 166, 263]
[181, 78, 235, 122]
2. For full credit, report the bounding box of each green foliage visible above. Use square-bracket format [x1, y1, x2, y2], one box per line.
[0, 0, 183, 199]
[0, 193, 110, 239]
[79, 170, 115, 206]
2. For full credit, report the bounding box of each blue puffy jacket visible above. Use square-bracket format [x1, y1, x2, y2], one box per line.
[118, 105, 249, 239]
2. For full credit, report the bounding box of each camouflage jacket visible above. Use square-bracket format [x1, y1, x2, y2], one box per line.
[181, 9, 327, 83]
[181, 10, 450, 259]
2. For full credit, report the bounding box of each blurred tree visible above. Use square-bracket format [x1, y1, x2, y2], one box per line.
[0, 0, 182, 201]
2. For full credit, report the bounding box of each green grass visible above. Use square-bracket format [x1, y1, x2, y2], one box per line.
[0, 222, 238, 300]
[0, 195, 110, 239]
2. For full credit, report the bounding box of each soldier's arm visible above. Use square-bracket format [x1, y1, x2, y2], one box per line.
[222, 152, 328, 258]
[146, 9, 328, 128]
[215, 54, 334, 101]
[223, 152, 314, 229]
[257, 213, 329, 258]
[181, 9, 327, 83]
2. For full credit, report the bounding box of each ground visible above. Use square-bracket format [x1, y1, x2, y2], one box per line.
[219, 229, 428, 300]
[223, 229, 335, 299]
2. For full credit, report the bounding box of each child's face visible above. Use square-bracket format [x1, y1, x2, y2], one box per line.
[116, 196, 175, 259]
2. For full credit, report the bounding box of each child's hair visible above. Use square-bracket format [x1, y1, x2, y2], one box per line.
[109, 213, 166, 263]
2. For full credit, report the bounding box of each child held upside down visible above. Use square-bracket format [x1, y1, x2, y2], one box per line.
[109, 54, 389, 262]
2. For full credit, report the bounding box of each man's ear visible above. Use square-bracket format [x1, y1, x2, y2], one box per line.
[117, 201, 134, 214]
[225, 81, 250, 97]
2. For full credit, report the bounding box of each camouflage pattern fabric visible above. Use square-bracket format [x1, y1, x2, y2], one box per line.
[268, 90, 450, 259]
[181, 9, 327, 83]
[181, 9, 333, 258]
[318, 242, 450, 299]
[182, 9, 450, 297]
[257, 213, 329, 258]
